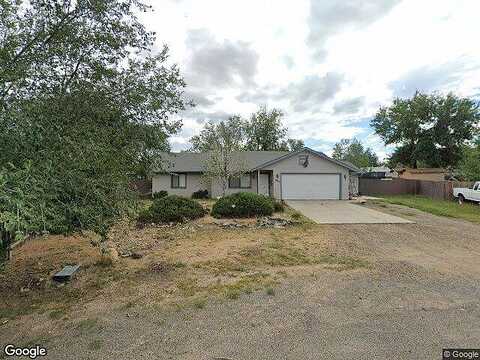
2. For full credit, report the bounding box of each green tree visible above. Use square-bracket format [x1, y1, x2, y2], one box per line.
[190, 116, 248, 195]
[458, 140, 480, 181]
[191, 106, 304, 152]
[244, 105, 303, 151]
[331, 138, 379, 168]
[371, 92, 480, 168]
[0, 0, 189, 237]
[190, 115, 246, 152]
[283, 138, 305, 152]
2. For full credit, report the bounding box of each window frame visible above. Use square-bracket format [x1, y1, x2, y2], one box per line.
[228, 174, 252, 189]
[170, 173, 187, 189]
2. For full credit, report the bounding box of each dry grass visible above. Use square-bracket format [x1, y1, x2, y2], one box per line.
[375, 195, 480, 224]
[0, 234, 112, 319]
[0, 217, 368, 326]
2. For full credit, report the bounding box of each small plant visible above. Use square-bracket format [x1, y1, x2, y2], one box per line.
[192, 297, 207, 309]
[48, 309, 66, 320]
[271, 199, 285, 212]
[138, 195, 206, 223]
[88, 339, 103, 351]
[290, 211, 302, 220]
[192, 189, 209, 199]
[211, 192, 274, 218]
[224, 288, 241, 300]
[265, 287, 275, 296]
[152, 190, 168, 200]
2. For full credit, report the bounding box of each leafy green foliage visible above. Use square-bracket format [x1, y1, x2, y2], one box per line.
[372, 92, 480, 168]
[290, 211, 302, 221]
[378, 196, 480, 224]
[244, 105, 303, 151]
[0, 161, 133, 238]
[139, 196, 206, 223]
[192, 190, 209, 199]
[190, 116, 246, 152]
[189, 106, 303, 152]
[271, 199, 284, 212]
[458, 143, 480, 181]
[0, 1, 189, 237]
[211, 193, 274, 218]
[152, 191, 168, 200]
[191, 117, 249, 196]
[332, 138, 379, 168]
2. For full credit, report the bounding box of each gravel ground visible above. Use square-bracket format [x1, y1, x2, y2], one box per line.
[3, 202, 480, 359]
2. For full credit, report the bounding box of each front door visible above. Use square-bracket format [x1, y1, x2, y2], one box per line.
[259, 173, 270, 196]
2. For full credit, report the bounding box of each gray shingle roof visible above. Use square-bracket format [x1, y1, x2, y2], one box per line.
[154, 147, 360, 173]
[156, 151, 290, 173]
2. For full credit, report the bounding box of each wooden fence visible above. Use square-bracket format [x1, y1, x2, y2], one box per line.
[359, 178, 474, 200]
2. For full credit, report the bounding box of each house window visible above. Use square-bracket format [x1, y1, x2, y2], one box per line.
[229, 174, 251, 189]
[171, 173, 186, 188]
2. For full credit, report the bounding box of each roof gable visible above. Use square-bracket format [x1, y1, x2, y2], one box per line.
[252, 147, 360, 172]
[154, 147, 359, 173]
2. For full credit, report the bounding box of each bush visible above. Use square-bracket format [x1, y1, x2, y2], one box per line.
[192, 189, 209, 199]
[290, 211, 302, 220]
[152, 190, 168, 200]
[139, 195, 206, 223]
[271, 199, 284, 212]
[211, 192, 274, 218]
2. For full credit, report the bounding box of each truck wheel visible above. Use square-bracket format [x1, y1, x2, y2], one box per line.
[458, 194, 465, 205]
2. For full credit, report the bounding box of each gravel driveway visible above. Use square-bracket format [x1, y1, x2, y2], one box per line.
[7, 202, 480, 360]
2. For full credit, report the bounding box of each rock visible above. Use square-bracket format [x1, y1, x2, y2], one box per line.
[256, 217, 295, 228]
[131, 252, 143, 259]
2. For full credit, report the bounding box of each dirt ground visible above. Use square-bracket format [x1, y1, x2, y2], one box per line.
[1, 201, 480, 359]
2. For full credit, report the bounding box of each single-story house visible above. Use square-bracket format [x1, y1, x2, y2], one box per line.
[396, 167, 447, 182]
[152, 147, 360, 200]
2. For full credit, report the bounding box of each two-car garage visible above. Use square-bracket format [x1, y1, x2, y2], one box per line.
[281, 173, 341, 200]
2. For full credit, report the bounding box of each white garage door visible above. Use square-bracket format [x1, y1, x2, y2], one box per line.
[281, 174, 340, 200]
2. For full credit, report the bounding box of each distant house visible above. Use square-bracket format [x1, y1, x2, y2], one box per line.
[360, 166, 398, 179]
[396, 168, 447, 182]
[152, 147, 360, 200]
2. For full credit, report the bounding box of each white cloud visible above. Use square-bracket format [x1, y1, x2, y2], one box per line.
[142, 0, 480, 156]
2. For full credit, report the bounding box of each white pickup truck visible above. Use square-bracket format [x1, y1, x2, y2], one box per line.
[453, 181, 480, 204]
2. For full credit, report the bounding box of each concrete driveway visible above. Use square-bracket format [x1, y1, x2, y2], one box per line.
[287, 200, 413, 224]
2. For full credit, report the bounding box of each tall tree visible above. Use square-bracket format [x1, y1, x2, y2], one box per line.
[371, 92, 480, 168]
[0, 0, 189, 237]
[458, 139, 480, 181]
[332, 138, 379, 168]
[190, 116, 246, 152]
[190, 117, 248, 196]
[244, 105, 304, 151]
[283, 138, 305, 152]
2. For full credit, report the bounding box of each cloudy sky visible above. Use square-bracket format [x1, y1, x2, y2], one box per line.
[142, 0, 480, 158]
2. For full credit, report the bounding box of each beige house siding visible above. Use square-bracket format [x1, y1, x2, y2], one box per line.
[151, 151, 356, 200]
[262, 150, 351, 200]
[210, 173, 258, 198]
[152, 173, 210, 197]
